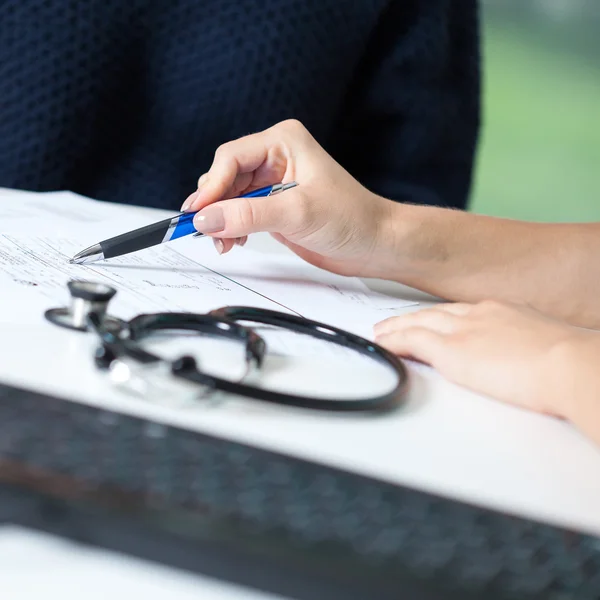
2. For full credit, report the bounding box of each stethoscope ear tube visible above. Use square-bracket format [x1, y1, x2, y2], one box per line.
[44, 280, 409, 412]
[207, 306, 409, 412]
[126, 312, 267, 370]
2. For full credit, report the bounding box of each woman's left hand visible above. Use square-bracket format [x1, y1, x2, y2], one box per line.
[374, 300, 591, 417]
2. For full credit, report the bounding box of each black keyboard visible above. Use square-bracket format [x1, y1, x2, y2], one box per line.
[1, 381, 599, 599]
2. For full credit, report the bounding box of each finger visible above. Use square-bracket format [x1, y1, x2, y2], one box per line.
[182, 119, 314, 212]
[187, 132, 290, 212]
[198, 235, 242, 253]
[234, 236, 248, 247]
[374, 304, 471, 337]
[212, 237, 236, 255]
[183, 172, 248, 211]
[374, 308, 461, 338]
[435, 302, 473, 316]
[192, 192, 307, 238]
[181, 173, 208, 212]
[215, 172, 255, 200]
[197, 172, 208, 188]
[376, 327, 446, 366]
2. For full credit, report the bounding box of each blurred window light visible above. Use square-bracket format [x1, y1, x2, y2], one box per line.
[472, 0, 600, 222]
[534, 0, 584, 22]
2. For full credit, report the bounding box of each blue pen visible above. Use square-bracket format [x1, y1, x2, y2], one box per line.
[69, 182, 298, 265]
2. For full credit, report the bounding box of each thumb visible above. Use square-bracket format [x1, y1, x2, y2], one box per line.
[192, 193, 305, 238]
[375, 326, 445, 366]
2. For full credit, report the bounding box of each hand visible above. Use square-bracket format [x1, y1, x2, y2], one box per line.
[181, 119, 395, 278]
[373, 300, 591, 418]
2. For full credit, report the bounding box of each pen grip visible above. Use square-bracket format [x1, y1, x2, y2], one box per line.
[101, 214, 193, 259]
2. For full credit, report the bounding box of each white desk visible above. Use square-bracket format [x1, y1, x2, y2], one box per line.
[1, 191, 600, 598]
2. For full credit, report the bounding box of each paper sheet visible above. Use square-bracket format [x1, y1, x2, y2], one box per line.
[0, 234, 271, 320]
[0, 187, 166, 234]
[0, 189, 416, 344]
[172, 238, 415, 332]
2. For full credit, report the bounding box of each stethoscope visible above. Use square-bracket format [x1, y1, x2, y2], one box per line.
[44, 280, 409, 412]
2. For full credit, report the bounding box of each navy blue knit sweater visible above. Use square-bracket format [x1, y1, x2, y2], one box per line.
[0, 0, 480, 211]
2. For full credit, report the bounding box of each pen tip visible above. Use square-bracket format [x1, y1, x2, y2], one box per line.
[67, 244, 103, 265]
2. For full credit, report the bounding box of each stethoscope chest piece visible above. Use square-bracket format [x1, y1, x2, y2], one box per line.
[104, 353, 214, 407]
[44, 280, 126, 335]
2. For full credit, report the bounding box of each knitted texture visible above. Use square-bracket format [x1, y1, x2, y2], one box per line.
[0, 0, 480, 211]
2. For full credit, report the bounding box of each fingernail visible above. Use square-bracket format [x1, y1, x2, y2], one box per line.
[197, 173, 208, 188]
[373, 320, 391, 335]
[214, 238, 224, 254]
[181, 190, 199, 212]
[194, 205, 225, 233]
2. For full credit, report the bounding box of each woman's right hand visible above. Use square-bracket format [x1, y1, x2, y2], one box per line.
[180, 119, 395, 278]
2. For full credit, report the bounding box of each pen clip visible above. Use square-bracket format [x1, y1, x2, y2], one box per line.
[268, 181, 298, 196]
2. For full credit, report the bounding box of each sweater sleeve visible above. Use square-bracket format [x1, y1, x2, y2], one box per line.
[327, 0, 481, 210]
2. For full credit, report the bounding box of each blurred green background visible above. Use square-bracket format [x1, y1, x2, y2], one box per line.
[470, 0, 600, 222]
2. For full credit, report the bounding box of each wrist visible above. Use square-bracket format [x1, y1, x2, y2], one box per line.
[359, 197, 418, 280]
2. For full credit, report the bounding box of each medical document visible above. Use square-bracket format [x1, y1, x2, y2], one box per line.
[0, 189, 416, 340]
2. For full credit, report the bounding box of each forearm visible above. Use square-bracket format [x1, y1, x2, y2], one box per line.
[370, 201, 600, 328]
